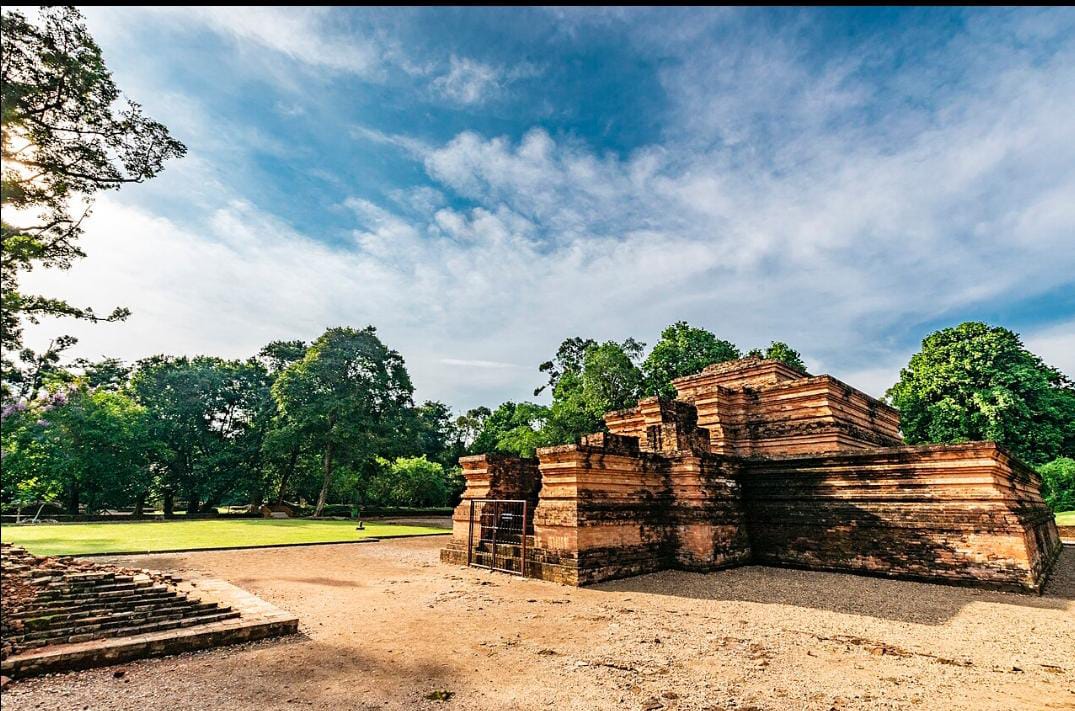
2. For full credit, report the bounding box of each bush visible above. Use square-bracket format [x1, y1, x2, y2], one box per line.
[368, 456, 452, 508]
[1038, 457, 1075, 513]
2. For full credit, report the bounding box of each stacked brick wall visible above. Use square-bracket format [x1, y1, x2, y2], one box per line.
[533, 434, 671, 585]
[442, 358, 1062, 593]
[666, 359, 903, 457]
[440, 454, 541, 567]
[739, 442, 1063, 592]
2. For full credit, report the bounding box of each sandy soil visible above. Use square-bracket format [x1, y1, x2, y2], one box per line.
[2, 537, 1072, 711]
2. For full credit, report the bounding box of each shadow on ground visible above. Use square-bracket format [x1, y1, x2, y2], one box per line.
[593, 544, 1074, 625]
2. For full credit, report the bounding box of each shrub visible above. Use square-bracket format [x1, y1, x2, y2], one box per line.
[1038, 457, 1075, 513]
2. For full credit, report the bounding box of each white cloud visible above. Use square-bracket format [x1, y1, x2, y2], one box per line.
[440, 359, 525, 369]
[84, 7, 384, 77]
[431, 56, 541, 105]
[17, 9, 1075, 412]
[1024, 320, 1075, 378]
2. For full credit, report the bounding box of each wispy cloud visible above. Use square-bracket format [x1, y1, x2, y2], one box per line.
[431, 56, 541, 105]
[19, 8, 1075, 410]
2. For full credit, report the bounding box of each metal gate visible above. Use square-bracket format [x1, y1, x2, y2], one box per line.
[466, 499, 529, 576]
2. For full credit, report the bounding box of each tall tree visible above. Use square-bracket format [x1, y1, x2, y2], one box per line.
[257, 340, 308, 503]
[1037, 457, 1074, 513]
[272, 327, 414, 517]
[549, 339, 644, 440]
[409, 400, 465, 469]
[642, 322, 740, 398]
[1, 7, 185, 399]
[886, 322, 1075, 465]
[534, 337, 596, 397]
[130, 356, 268, 516]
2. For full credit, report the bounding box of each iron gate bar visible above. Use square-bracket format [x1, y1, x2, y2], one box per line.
[465, 498, 529, 576]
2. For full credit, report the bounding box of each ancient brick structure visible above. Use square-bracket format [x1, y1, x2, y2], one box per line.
[442, 357, 1062, 592]
[0, 543, 297, 678]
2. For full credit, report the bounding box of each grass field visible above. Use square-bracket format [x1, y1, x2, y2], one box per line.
[1056, 510, 1075, 527]
[0, 518, 447, 556]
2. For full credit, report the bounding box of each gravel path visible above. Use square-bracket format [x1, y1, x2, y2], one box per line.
[2, 538, 1072, 711]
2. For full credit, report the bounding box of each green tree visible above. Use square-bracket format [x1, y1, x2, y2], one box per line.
[886, 322, 1075, 465]
[747, 341, 807, 373]
[534, 337, 596, 396]
[257, 340, 309, 504]
[131, 355, 269, 516]
[409, 400, 465, 469]
[1037, 457, 1075, 513]
[467, 401, 550, 458]
[544, 339, 646, 443]
[1, 386, 152, 514]
[272, 327, 414, 517]
[75, 356, 131, 391]
[642, 322, 740, 398]
[368, 456, 452, 508]
[1, 7, 185, 397]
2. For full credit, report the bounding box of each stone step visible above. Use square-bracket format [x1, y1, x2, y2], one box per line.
[12, 609, 242, 651]
[19, 588, 180, 610]
[19, 605, 229, 642]
[32, 584, 175, 604]
[10, 590, 183, 619]
[14, 602, 229, 638]
[38, 585, 154, 601]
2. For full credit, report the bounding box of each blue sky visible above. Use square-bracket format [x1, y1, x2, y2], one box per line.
[21, 7, 1075, 410]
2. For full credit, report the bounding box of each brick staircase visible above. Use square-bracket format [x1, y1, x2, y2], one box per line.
[1, 544, 237, 660]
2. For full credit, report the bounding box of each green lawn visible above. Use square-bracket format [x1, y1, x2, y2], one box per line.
[0, 518, 447, 556]
[1056, 510, 1075, 527]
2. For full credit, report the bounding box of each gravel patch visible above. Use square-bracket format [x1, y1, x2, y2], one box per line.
[2, 539, 1071, 710]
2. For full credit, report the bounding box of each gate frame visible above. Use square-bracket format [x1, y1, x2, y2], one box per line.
[466, 498, 528, 576]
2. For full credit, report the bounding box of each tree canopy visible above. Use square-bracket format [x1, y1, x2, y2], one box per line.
[747, 341, 807, 373]
[1, 386, 152, 514]
[886, 322, 1075, 466]
[1, 6, 185, 400]
[272, 327, 414, 516]
[641, 321, 740, 398]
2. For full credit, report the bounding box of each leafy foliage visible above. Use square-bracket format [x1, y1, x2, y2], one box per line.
[2, 386, 152, 513]
[368, 456, 455, 508]
[130, 355, 272, 515]
[886, 322, 1075, 465]
[1, 6, 185, 399]
[465, 401, 550, 458]
[543, 338, 645, 444]
[534, 337, 595, 397]
[272, 327, 414, 516]
[746, 341, 807, 373]
[1037, 457, 1075, 513]
[642, 321, 740, 398]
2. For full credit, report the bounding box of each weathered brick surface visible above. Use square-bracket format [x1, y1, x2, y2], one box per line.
[741, 443, 1061, 592]
[0, 545, 298, 678]
[442, 358, 1062, 592]
[447, 454, 540, 542]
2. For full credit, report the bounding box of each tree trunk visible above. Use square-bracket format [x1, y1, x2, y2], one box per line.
[276, 445, 300, 504]
[66, 483, 80, 517]
[133, 492, 147, 519]
[186, 489, 201, 517]
[314, 442, 335, 517]
[163, 489, 175, 518]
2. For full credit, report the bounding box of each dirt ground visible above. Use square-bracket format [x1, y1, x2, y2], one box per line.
[2, 537, 1072, 711]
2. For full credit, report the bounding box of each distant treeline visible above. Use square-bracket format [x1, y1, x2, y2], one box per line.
[0, 322, 805, 517]
[3, 320, 1072, 517]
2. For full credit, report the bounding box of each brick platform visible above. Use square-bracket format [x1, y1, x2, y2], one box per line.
[442, 357, 1063, 592]
[0, 544, 297, 678]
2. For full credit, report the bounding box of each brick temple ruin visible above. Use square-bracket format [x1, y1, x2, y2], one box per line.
[441, 357, 1062, 592]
